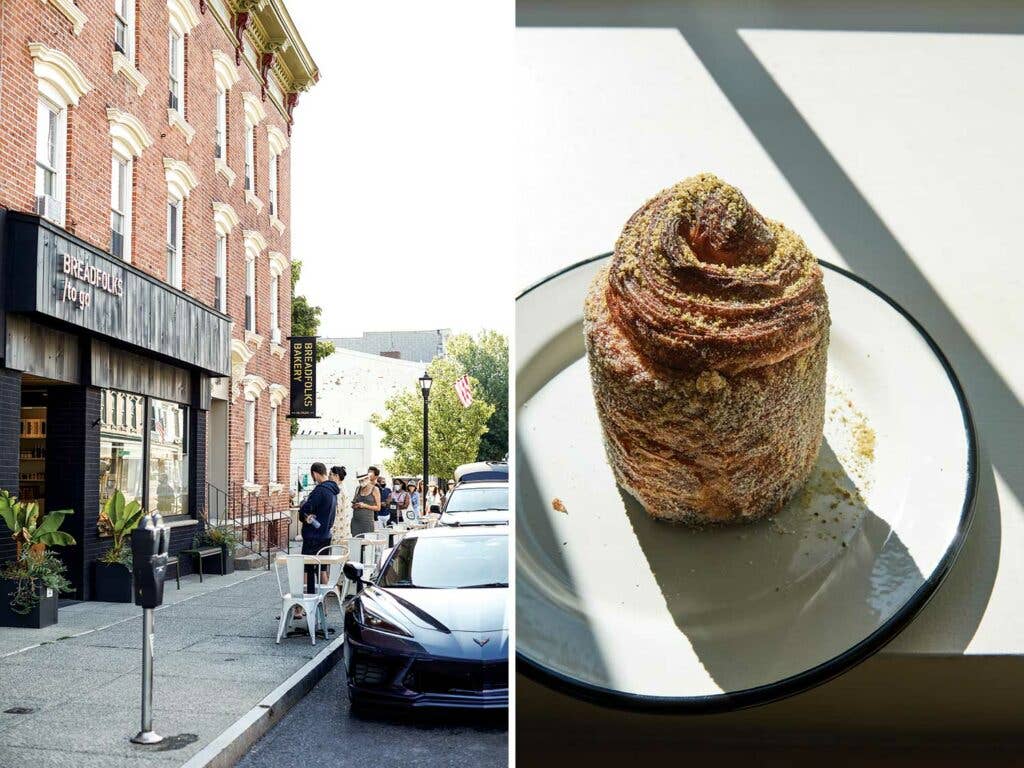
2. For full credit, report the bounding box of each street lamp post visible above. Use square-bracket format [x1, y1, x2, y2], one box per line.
[419, 372, 432, 502]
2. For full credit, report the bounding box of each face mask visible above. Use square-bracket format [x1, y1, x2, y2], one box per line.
[393, 484, 401, 490]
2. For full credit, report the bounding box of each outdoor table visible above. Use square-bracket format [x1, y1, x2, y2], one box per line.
[274, 553, 347, 566]
[516, 4, 1024, 750]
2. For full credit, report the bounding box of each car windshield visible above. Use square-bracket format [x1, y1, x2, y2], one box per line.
[445, 487, 508, 513]
[379, 535, 508, 589]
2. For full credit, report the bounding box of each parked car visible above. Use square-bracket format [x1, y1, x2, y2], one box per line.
[343, 526, 508, 710]
[440, 480, 509, 526]
[453, 461, 509, 484]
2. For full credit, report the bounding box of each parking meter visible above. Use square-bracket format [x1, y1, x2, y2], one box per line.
[129, 513, 169, 746]
[131, 513, 169, 609]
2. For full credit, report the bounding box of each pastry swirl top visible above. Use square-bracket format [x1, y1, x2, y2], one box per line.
[607, 173, 829, 374]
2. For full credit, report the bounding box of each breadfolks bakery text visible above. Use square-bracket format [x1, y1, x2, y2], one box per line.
[59, 252, 124, 310]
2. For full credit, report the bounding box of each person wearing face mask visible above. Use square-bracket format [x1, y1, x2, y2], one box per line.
[351, 469, 381, 535]
[391, 479, 411, 524]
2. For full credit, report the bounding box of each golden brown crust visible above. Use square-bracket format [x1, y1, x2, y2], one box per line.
[585, 174, 830, 524]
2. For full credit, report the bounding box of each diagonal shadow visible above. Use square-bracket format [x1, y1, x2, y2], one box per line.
[518, 0, 1010, 651]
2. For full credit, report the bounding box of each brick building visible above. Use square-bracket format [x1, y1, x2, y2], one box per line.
[0, 0, 318, 597]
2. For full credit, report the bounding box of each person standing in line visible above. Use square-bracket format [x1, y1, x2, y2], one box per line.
[328, 466, 349, 563]
[295, 462, 339, 615]
[351, 470, 381, 535]
[391, 479, 411, 523]
[427, 484, 442, 514]
[409, 480, 421, 518]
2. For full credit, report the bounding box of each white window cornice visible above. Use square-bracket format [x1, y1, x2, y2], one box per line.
[40, 0, 87, 36]
[268, 250, 288, 277]
[242, 91, 267, 125]
[29, 43, 93, 108]
[168, 108, 196, 144]
[163, 157, 199, 200]
[107, 108, 154, 160]
[167, 0, 200, 35]
[212, 49, 239, 90]
[242, 373, 269, 400]
[266, 125, 288, 155]
[268, 383, 287, 408]
[112, 51, 148, 95]
[212, 201, 240, 235]
[243, 229, 268, 260]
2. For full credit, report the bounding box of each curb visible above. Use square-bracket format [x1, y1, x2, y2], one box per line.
[180, 634, 346, 768]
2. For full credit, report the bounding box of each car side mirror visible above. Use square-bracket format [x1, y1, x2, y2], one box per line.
[344, 561, 365, 590]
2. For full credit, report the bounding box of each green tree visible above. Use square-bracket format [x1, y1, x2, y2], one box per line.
[371, 357, 495, 481]
[446, 330, 508, 461]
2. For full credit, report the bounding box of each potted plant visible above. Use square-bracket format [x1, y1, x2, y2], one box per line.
[94, 490, 143, 603]
[0, 491, 75, 628]
[194, 524, 240, 575]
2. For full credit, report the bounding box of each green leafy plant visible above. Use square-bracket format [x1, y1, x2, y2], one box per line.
[195, 524, 241, 554]
[97, 490, 144, 566]
[1, 550, 73, 614]
[0, 490, 75, 562]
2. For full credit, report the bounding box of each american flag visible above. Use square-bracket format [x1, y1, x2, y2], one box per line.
[454, 374, 473, 407]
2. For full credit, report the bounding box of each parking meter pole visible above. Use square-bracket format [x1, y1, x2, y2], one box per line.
[131, 608, 161, 745]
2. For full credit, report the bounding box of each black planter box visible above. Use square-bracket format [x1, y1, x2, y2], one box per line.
[0, 578, 58, 628]
[206, 546, 234, 575]
[94, 562, 133, 603]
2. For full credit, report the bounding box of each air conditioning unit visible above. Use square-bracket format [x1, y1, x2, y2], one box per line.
[271, 328, 282, 345]
[36, 195, 62, 223]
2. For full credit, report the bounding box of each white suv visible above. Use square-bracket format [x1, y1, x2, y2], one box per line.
[440, 480, 509, 526]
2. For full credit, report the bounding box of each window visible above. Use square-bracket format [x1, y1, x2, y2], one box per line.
[149, 399, 189, 517]
[245, 257, 256, 332]
[244, 123, 254, 191]
[166, 199, 182, 288]
[269, 405, 278, 484]
[267, 151, 278, 216]
[379, 534, 509, 589]
[215, 234, 227, 311]
[269, 272, 279, 338]
[215, 88, 227, 159]
[99, 390, 145, 510]
[168, 30, 184, 113]
[35, 99, 65, 224]
[114, 0, 134, 59]
[110, 156, 131, 260]
[244, 400, 255, 485]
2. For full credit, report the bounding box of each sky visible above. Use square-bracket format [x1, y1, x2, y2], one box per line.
[287, 1, 513, 337]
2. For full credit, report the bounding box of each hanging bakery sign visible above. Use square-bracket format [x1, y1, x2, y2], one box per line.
[58, 251, 125, 310]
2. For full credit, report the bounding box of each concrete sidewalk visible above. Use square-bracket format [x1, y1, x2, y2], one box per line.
[0, 569, 342, 767]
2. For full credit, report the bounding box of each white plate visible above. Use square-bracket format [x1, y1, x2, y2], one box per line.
[516, 255, 976, 711]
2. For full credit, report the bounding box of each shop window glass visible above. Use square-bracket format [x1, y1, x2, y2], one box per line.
[99, 390, 145, 510]
[148, 399, 189, 517]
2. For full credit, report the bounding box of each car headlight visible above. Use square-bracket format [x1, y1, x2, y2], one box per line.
[359, 601, 413, 638]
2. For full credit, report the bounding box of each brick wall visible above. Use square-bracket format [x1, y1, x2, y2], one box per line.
[0, 0, 299, 516]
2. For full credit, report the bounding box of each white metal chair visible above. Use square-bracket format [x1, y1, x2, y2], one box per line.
[274, 554, 326, 646]
[342, 534, 386, 598]
[315, 544, 347, 623]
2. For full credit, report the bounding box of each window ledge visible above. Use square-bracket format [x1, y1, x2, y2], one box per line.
[215, 158, 236, 186]
[168, 108, 196, 144]
[269, 214, 285, 235]
[245, 330, 264, 348]
[271, 343, 286, 359]
[244, 189, 264, 214]
[268, 483, 285, 494]
[243, 483, 262, 494]
[43, 0, 87, 35]
[165, 518, 198, 528]
[112, 51, 147, 95]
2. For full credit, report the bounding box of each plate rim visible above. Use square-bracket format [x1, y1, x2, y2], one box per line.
[515, 254, 979, 713]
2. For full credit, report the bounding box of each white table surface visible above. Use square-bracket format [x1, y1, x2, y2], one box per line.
[517, 17, 1024, 658]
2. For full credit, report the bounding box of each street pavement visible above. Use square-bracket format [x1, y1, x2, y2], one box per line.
[0, 569, 336, 767]
[236, 658, 509, 768]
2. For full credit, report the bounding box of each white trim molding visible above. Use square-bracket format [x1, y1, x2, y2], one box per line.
[242, 373, 269, 401]
[243, 229, 268, 260]
[268, 383, 288, 408]
[212, 201, 240, 235]
[112, 51, 148, 95]
[29, 43, 93, 107]
[268, 250, 289, 277]
[40, 0, 87, 36]
[266, 125, 288, 155]
[163, 157, 199, 200]
[269, 215, 286, 235]
[244, 190, 264, 214]
[212, 49, 239, 90]
[230, 338, 254, 401]
[167, 0, 200, 35]
[107, 108, 153, 160]
[215, 159, 237, 186]
[242, 91, 267, 125]
[168, 108, 196, 144]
